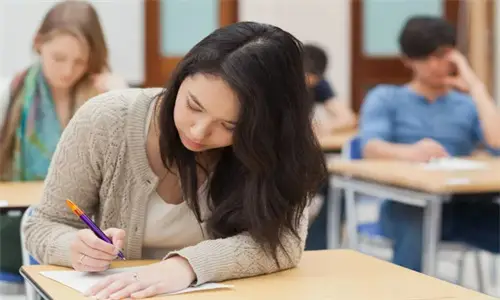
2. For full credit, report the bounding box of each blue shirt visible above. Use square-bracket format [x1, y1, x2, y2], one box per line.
[360, 84, 500, 156]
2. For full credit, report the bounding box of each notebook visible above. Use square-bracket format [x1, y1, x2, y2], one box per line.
[40, 266, 233, 296]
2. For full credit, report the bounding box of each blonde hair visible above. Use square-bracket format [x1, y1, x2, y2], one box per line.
[0, 0, 109, 179]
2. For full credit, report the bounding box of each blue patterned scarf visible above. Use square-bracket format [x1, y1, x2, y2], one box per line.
[12, 64, 62, 181]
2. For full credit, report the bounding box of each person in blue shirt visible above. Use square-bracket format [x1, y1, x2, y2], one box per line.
[303, 44, 356, 135]
[360, 16, 500, 272]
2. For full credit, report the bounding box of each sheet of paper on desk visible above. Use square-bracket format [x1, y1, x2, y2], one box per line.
[40, 266, 233, 296]
[422, 158, 488, 171]
[0, 200, 8, 207]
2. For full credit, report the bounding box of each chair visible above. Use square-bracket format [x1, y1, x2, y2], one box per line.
[20, 206, 41, 300]
[340, 136, 484, 290]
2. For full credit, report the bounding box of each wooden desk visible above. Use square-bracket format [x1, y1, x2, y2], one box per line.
[318, 129, 357, 152]
[0, 181, 44, 209]
[21, 250, 494, 300]
[329, 157, 500, 194]
[327, 157, 500, 277]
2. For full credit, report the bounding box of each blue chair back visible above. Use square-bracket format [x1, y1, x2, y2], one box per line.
[349, 136, 362, 160]
[0, 272, 24, 283]
[342, 136, 362, 160]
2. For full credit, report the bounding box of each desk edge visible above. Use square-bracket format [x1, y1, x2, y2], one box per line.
[20, 267, 52, 300]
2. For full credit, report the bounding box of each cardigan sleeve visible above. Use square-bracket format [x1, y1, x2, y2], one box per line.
[164, 207, 309, 284]
[23, 96, 115, 267]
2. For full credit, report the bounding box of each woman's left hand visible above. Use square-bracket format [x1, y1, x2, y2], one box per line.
[92, 73, 129, 93]
[84, 256, 196, 299]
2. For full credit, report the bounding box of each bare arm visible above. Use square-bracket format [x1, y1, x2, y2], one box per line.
[323, 98, 357, 131]
[363, 139, 414, 160]
[447, 50, 500, 150]
[470, 81, 500, 149]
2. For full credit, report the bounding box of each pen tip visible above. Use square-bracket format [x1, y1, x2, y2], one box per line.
[66, 199, 83, 216]
[66, 199, 75, 208]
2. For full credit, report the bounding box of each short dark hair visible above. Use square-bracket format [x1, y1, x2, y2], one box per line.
[157, 22, 327, 265]
[398, 16, 456, 58]
[303, 44, 328, 76]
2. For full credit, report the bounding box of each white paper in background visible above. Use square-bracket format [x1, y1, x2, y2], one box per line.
[446, 178, 471, 185]
[40, 266, 233, 296]
[421, 158, 488, 171]
[0, 200, 8, 207]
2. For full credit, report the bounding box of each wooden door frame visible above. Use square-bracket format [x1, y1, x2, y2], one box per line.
[144, 0, 238, 88]
[350, 0, 460, 112]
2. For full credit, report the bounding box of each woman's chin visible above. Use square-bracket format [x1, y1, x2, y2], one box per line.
[180, 135, 205, 152]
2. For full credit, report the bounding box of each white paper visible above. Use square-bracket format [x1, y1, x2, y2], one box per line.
[446, 178, 471, 185]
[40, 266, 233, 296]
[422, 158, 487, 171]
[0, 200, 8, 207]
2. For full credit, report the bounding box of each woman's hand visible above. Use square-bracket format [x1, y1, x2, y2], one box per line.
[84, 256, 196, 299]
[92, 72, 128, 93]
[70, 228, 125, 272]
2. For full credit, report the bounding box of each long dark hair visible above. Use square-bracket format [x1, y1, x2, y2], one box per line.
[158, 22, 327, 265]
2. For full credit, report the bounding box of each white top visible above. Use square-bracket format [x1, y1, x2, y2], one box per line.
[141, 100, 205, 259]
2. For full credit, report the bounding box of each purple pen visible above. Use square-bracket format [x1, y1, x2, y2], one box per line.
[66, 199, 125, 260]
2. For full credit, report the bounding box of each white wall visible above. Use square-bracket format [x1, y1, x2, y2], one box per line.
[239, 0, 351, 103]
[0, 0, 144, 85]
[4, 0, 497, 105]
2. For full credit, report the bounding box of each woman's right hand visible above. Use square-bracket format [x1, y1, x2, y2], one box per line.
[70, 228, 125, 272]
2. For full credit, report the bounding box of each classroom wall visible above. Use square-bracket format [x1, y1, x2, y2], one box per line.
[238, 0, 351, 104]
[0, 1, 498, 105]
[0, 0, 349, 100]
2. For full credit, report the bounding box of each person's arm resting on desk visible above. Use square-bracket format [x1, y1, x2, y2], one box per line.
[164, 208, 308, 285]
[316, 80, 356, 132]
[85, 207, 309, 299]
[324, 99, 356, 131]
[360, 87, 448, 161]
